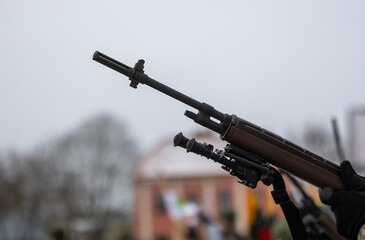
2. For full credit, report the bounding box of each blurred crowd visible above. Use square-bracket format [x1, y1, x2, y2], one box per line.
[154, 175, 291, 240]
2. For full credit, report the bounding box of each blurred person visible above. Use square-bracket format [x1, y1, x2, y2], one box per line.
[319, 161, 365, 240]
[157, 178, 185, 240]
[250, 209, 274, 240]
[271, 219, 292, 240]
[183, 194, 201, 240]
[46, 227, 67, 240]
[220, 209, 244, 240]
[157, 173, 201, 240]
[247, 185, 275, 240]
[199, 210, 223, 240]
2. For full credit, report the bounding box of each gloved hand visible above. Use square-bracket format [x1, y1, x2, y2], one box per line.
[319, 161, 365, 240]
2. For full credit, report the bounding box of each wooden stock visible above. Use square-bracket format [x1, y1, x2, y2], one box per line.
[224, 118, 349, 189]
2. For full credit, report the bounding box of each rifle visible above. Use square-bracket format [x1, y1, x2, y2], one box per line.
[92, 51, 364, 190]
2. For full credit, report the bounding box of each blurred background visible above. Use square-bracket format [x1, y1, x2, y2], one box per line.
[1, 0, 365, 239]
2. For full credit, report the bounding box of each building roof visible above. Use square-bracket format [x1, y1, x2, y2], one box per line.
[135, 131, 231, 181]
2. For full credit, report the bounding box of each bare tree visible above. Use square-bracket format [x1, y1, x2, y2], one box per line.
[0, 113, 138, 240]
[47, 113, 138, 238]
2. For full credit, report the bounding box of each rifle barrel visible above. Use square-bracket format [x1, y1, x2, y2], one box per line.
[93, 51, 226, 121]
[93, 51, 132, 76]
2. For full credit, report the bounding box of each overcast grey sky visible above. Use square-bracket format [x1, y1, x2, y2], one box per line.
[1, 0, 365, 153]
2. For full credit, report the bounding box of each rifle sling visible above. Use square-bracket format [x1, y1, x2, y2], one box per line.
[271, 170, 309, 240]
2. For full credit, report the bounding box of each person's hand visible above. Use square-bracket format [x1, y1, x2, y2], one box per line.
[319, 161, 365, 240]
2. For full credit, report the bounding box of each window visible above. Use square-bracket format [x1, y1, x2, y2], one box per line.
[155, 194, 166, 214]
[218, 190, 231, 210]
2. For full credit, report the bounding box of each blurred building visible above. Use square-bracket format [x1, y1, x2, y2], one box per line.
[133, 131, 279, 240]
[348, 106, 365, 172]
